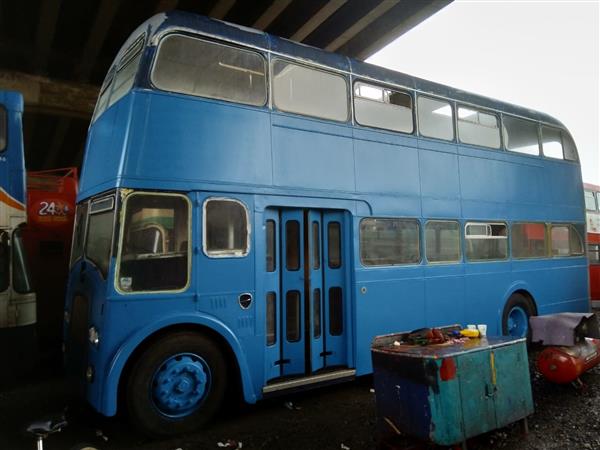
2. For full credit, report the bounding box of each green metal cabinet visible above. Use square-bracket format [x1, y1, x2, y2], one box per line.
[371, 335, 534, 446]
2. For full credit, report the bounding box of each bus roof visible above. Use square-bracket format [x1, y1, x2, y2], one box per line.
[0, 90, 24, 113]
[110, 10, 567, 131]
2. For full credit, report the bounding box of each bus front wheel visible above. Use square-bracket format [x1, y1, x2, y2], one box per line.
[502, 293, 536, 339]
[126, 331, 227, 436]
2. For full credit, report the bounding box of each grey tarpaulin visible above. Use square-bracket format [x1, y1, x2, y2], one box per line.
[529, 313, 600, 346]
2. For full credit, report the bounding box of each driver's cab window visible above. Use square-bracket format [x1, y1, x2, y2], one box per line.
[117, 193, 190, 292]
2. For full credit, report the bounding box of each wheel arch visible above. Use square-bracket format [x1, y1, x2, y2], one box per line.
[500, 284, 538, 337]
[102, 315, 257, 416]
[509, 288, 538, 315]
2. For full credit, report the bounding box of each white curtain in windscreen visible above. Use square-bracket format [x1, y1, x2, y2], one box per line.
[272, 60, 348, 122]
[152, 35, 267, 106]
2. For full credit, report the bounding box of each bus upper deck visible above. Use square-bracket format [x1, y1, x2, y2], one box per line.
[82, 11, 581, 225]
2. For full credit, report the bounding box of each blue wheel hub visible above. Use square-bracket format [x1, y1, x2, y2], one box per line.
[151, 353, 211, 417]
[507, 306, 528, 337]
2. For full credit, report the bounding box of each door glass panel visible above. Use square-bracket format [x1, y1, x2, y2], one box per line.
[266, 220, 276, 272]
[328, 222, 341, 269]
[286, 290, 301, 342]
[312, 221, 320, 270]
[329, 287, 343, 336]
[313, 289, 321, 338]
[12, 229, 33, 293]
[266, 292, 276, 346]
[0, 232, 9, 292]
[285, 220, 300, 271]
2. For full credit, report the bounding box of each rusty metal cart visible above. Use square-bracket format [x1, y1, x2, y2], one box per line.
[371, 330, 534, 448]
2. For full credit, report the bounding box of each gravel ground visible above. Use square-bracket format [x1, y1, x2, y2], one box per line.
[1, 353, 600, 450]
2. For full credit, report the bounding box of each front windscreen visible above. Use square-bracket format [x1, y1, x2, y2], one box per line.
[70, 202, 89, 267]
[12, 229, 33, 294]
[84, 196, 115, 277]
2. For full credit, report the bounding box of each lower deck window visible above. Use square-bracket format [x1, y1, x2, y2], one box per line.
[425, 220, 460, 263]
[589, 244, 600, 264]
[204, 198, 249, 257]
[551, 224, 584, 256]
[465, 222, 507, 261]
[511, 223, 547, 258]
[360, 218, 420, 266]
[117, 193, 190, 292]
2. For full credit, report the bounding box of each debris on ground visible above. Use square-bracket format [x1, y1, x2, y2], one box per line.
[95, 429, 108, 442]
[284, 401, 301, 410]
[217, 439, 242, 449]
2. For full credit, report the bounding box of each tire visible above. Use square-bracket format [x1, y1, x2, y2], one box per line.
[501, 293, 536, 339]
[126, 332, 227, 437]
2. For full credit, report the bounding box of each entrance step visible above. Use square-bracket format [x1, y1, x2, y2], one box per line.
[262, 368, 356, 396]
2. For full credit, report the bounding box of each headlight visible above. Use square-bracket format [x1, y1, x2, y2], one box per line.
[86, 365, 95, 383]
[88, 326, 100, 346]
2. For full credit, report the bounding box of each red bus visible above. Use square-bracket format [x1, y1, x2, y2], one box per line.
[22, 168, 77, 352]
[584, 183, 600, 304]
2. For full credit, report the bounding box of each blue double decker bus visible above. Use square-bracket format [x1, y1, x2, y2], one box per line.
[65, 12, 588, 435]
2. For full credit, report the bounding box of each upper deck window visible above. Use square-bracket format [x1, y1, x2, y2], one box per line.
[152, 35, 267, 107]
[92, 35, 145, 122]
[457, 106, 500, 149]
[541, 126, 564, 159]
[108, 35, 145, 109]
[272, 59, 348, 122]
[585, 190, 597, 211]
[353, 81, 413, 133]
[502, 116, 539, 155]
[0, 106, 6, 152]
[561, 131, 578, 161]
[417, 96, 454, 141]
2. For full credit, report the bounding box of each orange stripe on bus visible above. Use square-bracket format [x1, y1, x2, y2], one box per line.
[0, 190, 25, 211]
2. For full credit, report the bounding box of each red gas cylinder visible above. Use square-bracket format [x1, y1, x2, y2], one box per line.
[537, 338, 600, 384]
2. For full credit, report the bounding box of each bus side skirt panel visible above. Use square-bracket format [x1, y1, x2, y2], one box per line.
[100, 314, 258, 416]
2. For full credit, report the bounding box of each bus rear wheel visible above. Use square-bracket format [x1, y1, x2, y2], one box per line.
[126, 331, 227, 436]
[502, 293, 536, 339]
